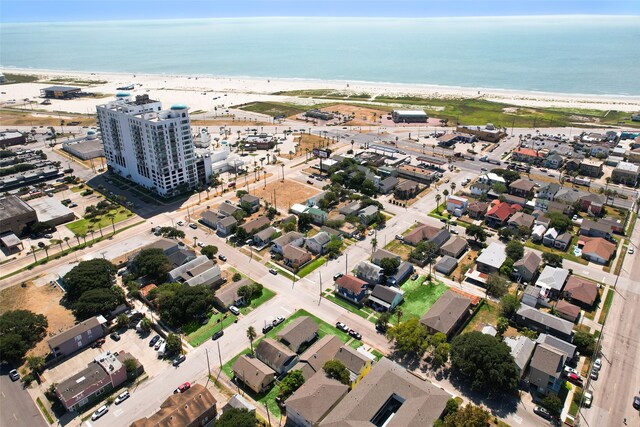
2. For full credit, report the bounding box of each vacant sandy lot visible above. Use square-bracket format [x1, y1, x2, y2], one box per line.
[0, 281, 76, 357]
[250, 178, 320, 212]
[319, 104, 390, 126]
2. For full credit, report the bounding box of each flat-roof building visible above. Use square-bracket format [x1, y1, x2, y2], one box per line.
[40, 86, 82, 99]
[0, 195, 38, 235]
[391, 109, 428, 123]
[0, 131, 27, 148]
[62, 140, 105, 160]
[456, 123, 502, 142]
[28, 197, 76, 226]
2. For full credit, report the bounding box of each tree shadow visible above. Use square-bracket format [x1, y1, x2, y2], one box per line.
[448, 373, 520, 418]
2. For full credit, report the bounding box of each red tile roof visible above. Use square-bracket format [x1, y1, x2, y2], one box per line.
[486, 202, 513, 221]
[581, 237, 616, 261]
[514, 148, 542, 158]
[564, 276, 598, 306]
[335, 275, 368, 293]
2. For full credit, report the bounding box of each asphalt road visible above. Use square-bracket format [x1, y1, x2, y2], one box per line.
[0, 367, 47, 427]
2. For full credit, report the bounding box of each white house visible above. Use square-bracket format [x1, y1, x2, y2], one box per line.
[446, 195, 469, 217]
[542, 228, 559, 246]
[305, 232, 331, 254]
[531, 224, 547, 242]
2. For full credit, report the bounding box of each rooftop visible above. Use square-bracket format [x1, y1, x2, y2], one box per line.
[476, 242, 507, 269]
[130, 384, 217, 427]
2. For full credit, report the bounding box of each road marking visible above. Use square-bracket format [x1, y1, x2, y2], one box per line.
[13, 413, 17, 420]
[281, 307, 292, 314]
[114, 408, 124, 417]
[510, 414, 522, 424]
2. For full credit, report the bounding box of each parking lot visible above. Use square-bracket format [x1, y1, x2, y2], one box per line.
[44, 328, 168, 386]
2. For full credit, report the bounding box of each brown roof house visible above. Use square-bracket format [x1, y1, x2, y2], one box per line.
[420, 290, 472, 339]
[256, 338, 298, 375]
[528, 343, 565, 395]
[332, 346, 372, 386]
[277, 316, 319, 353]
[214, 278, 252, 309]
[468, 201, 489, 219]
[513, 251, 541, 283]
[232, 355, 276, 394]
[240, 215, 271, 235]
[334, 275, 368, 306]
[285, 373, 349, 427]
[283, 245, 312, 269]
[580, 236, 616, 265]
[292, 335, 344, 380]
[508, 178, 537, 198]
[554, 300, 581, 323]
[563, 276, 599, 308]
[130, 384, 216, 427]
[394, 179, 421, 200]
[319, 358, 450, 427]
[440, 235, 468, 258]
[404, 223, 451, 248]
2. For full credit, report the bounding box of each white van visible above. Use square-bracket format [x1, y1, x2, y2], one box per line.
[157, 342, 167, 358]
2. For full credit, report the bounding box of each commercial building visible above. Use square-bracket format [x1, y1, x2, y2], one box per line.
[456, 123, 502, 142]
[305, 109, 334, 121]
[611, 161, 640, 185]
[391, 109, 428, 123]
[62, 140, 105, 160]
[131, 384, 216, 427]
[0, 131, 26, 148]
[28, 197, 76, 226]
[0, 195, 38, 235]
[40, 86, 81, 99]
[96, 94, 198, 197]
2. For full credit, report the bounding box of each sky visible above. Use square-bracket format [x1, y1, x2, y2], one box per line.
[1, 0, 638, 23]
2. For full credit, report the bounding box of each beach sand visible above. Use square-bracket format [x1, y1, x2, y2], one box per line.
[1, 68, 639, 118]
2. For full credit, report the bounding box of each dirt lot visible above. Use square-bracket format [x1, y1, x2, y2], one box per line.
[250, 178, 320, 212]
[0, 108, 96, 127]
[450, 248, 478, 282]
[292, 134, 331, 158]
[0, 281, 76, 358]
[191, 119, 271, 126]
[318, 104, 389, 126]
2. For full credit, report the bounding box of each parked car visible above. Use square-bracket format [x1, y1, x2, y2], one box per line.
[593, 358, 602, 371]
[218, 254, 227, 261]
[69, 203, 78, 208]
[272, 316, 285, 327]
[149, 335, 160, 347]
[563, 366, 579, 376]
[9, 369, 20, 381]
[333, 273, 343, 281]
[176, 220, 185, 226]
[368, 230, 374, 236]
[262, 323, 273, 334]
[268, 268, 278, 275]
[91, 405, 108, 421]
[633, 395, 640, 410]
[533, 406, 552, 420]
[114, 390, 130, 405]
[590, 369, 599, 380]
[411, 273, 419, 280]
[154, 339, 165, 350]
[348, 329, 362, 340]
[395, 234, 404, 240]
[174, 382, 191, 393]
[197, 242, 204, 248]
[110, 332, 121, 341]
[91, 338, 106, 348]
[172, 354, 186, 367]
[567, 372, 583, 386]
[212, 330, 224, 340]
[229, 306, 240, 315]
[629, 247, 635, 255]
[43, 233, 53, 239]
[583, 391, 593, 408]
[307, 180, 314, 185]
[336, 322, 349, 332]
[188, 223, 197, 229]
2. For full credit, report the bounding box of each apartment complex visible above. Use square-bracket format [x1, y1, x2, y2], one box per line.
[96, 94, 198, 197]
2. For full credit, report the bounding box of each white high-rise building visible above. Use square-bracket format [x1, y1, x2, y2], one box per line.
[96, 93, 198, 197]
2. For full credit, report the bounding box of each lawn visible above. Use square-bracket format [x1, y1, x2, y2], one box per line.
[297, 256, 326, 278]
[324, 294, 370, 319]
[397, 278, 447, 322]
[266, 262, 296, 281]
[384, 239, 412, 260]
[524, 238, 588, 265]
[463, 300, 499, 333]
[598, 288, 614, 324]
[239, 288, 276, 315]
[186, 311, 238, 347]
[66, 207, 134, 235]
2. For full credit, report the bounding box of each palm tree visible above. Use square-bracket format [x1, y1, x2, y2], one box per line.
[247, 326, 257, 355]
[74, 233, 81, 246]
[30, 245, 37, 262]
[393, 307, 404, 325]
[435, 194, 442, 213]
[443, 189, 449, 199]
[371, 238, 378, 254]
[51, 239, 63, 251]
[43, 245, 50, 259]
[266, 153, 271, 165]
[64, 236, 70, 249]
[107, 213, 116, 234]
[450, 183, 456, 194]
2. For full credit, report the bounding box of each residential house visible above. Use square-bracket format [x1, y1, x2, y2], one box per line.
[307, 191, 328, 207]
[277, 316, 319, 353]
[404, 223, 451, 248]
[439, 236, 466, 259]
[358, 205, 379, 225]
[468, 201, 489, 219]
[199, 210, 220, 229]
[130, 384, 216, 427]
[545, 153, 564, 169]
[217, 202, 242, 218]
[239, 194, 260, 213]
[291, 203, 309, 215]
[378, 176, 399, 194]
[508, 212, 535, 231]
[283, 245, 312, 269]
[256, 338, 298, 375]
[563, 276, 599, 308]
[537, 333, 577, 363]
[513, 251, 542, 283]
[318, 358, 450, 427]
[332, 346, 372, 385]
[515, 306, 574, 342]
[307, 207, 328, 225]
[553, 232, 572, 251]
[232, 355, 276, 394]
[216, 216, 237, 236]
[253, 226, 277, 247]
[554, 188, 583, 206]
[600, 217, 625, 234]
[386, 261, 414, 286]
[168, 255, 222, 288]
[48, 315, 108, 358]
[503, 195, 528, 209]
[470, 181, 491, 197]
[509, 178, 537, 198]
[504, 336, 536, 379]
[534, 214, 551, 227]
[435, 255, 458, 275]
[580, 236, 616, 264]
[420, 290, 472, 339]
[354, 260, 384, 285]
[485, 201, 514, 227]
[285, 373, 349, 427]
[214, 279, 252, 309]
[334, 275, 368, 305]
[305, 232, 331, 254]
[579, 194, 605, 216]
[240, 216, 270, 235]
[368, 285, 404, 311]
[528, 344, 565, 395]
[478, 172, 506, 186]
[371, 248, 400, 266]
[446, 195, 469, 217]
[292, 335, 343, 380]
[512, 148, 543, 164]
[555, 300, 581, 323]
[542, 228, 559, 246]
[531, 224, 547, 242]
[564, 158, 581, 172]
[338, 201, 361, 216]
[521, 285, 543, 308]
[222, 394, 255, 415]
[612, 161, 639, 185]
[272, 231, 305, 255]
[579, 159, 603, 177]
[580, 219, 614, 239]
[476, 242, 507, 274]
[537, 183, 561, 200]
[535, 266, 569, 299]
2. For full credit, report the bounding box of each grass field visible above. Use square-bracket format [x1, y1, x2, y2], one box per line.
[186, 312, 238, 347]
[524, 238, 588, 265]
[598, 288, 615, 324]
[236, 101, 311, 118]
[66, 207, 135, 235]
[324, 294, 370, 319]
[463, 300, 499, 333]
[2, 73, 40, 84]
[239, 288, 276, 315]
[397, 277, 447, 322]
[384, 239, 412, 260]
[297, 256, 326, 278]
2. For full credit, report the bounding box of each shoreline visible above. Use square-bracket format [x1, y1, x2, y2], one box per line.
[2, 67, 640, 113]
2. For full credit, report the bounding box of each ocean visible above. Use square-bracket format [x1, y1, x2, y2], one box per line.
[1, 16, 639, 95]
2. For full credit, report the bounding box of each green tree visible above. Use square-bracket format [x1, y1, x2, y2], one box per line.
[277, 370, 305, 401]
[498, 227, 513, 241]
[160, 226, 185, 239]
[443, 403, 491, 427]
[491, 168, 521, 185]
[124, 358, 139, 376]
[201, 245, 219, 259]
[235, 226, 248, 242]
[465, 224, 487, 243]
[543, 252, 564, 268]
[215, 408, 257, 427]
[379, 257, 401, 276]
[73, 287, 125, 320]
[541, 393, 563, 417]
[158, 285, 214, 327]
[323, 359, 350, 385]
[500, 293, 521, 319]
[386, 317, 430, 356]
[492, 183, 508, 194]
[485, 273, 510, 298]
[443, 398, 459, 417]
[325, 236, 342, 258]
[0, 310, 48, 362]
[572, 330, 597, 356]
[232, 272, 242, 282]
[545, 212, 572, 233]
[505, 240, 524, 261]
[297, 213, 313, 231]
[26, 355, 46, 375]
[450, 331, 519, 394]
[432, 342, 451, 368]
[247, 326, 257, 355]
[165, 333, 182, 355]
[496, 317, 509, 338]
[129, 248, 171, 281]
[283, 221, 297, 232]
[116, 313, 130, 329]
[62, 259, 117, 302]
[139, 317, 152, 333]
[376, 312, 391, 331]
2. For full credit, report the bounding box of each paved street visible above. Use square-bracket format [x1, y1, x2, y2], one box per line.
[0, 366, 47, 427]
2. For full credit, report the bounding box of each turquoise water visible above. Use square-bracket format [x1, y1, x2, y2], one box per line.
[1, 16, 639, 95]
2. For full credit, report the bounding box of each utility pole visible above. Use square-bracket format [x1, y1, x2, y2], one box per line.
[319, 271, 323, 304]
[345, 253, 348, 275]
[205, 348, 211, 378]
